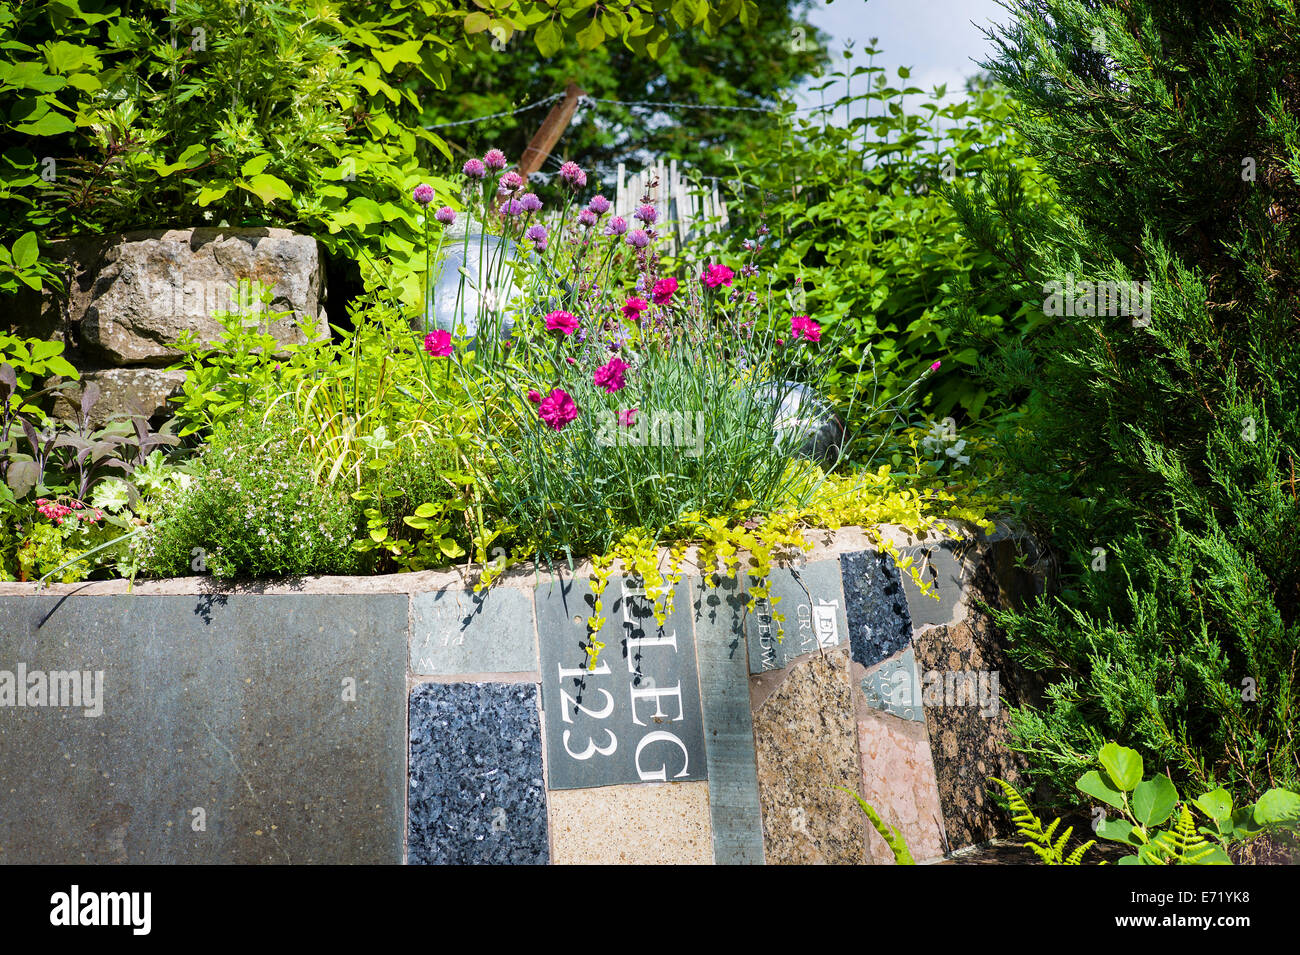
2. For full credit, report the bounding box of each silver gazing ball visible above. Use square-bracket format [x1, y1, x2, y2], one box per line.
[757, 380, 845, 466]
[425, 220, 524, 344]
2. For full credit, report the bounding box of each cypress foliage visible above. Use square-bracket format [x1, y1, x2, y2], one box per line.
[947, 0, 1300, 797]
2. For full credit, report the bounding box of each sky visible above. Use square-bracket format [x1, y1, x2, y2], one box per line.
[792, 0, 1013, 110]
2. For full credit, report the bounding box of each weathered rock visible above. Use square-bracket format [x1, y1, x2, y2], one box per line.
[49, 367, 188, 427]
[13, 228, 327, 366]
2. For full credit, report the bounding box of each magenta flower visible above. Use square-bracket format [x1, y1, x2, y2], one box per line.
[930, 360, 942, 372]
[593, 356, 629, 393]
[634, 204, 657, 224]
[578, 209, 598, 229]
[527, 389, 542, 404]
[501, 198, 525, 217]
[525, 224, 548, 251]
[521, 193, 543, 213]
[538, 388, 578, 431]
[702, 264, 734, 288]
[412, 183, 435, 206]
[545, 310, 580, 335]
[463, 158, 486, 179]
[499, 170, 524, 193]
[483, 149, 507, 171]
[618, 408, 638, 428]
[622, 296, 649, 320]
[791, 314, 821, 343]
[424, 330, 453, 357]
[625, 229, 650, 249]
[651, 277, 678, 305]
[604, 216, 628, 237]
[587, 194, 611, 215]
[559, 161, 587, 188]
[435, 206, 456, 225]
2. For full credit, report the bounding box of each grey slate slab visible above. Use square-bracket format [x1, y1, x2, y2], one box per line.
[745, 561, 849, 674]
[839, 549, 913, 669]
[0, 594, 407, 864]
[410, 585, 537, 675]
[860, 646, 925, 722]
[897, 538, 970, 630]
[535, 576, 707, 790]
[692, 574, 765, 864]
[407, 682, 548, 864]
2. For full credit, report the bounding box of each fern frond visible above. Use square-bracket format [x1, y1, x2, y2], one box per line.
[1064, 839, 1097, 865]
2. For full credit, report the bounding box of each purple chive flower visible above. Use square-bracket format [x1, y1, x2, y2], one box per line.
[501, 198, 525, 217]
[525, 224, 548, 250]
[587, 194, 611, 215]
[435, 205, 456, 225]
[499, 170, 524, 193]
[412, 183, 435, 206]
[559, 161, 587, 188]
[578, 209, 598, 229]
[634, 204, 657, 225]
[520, 192, 543, 213]
[483, 148, 507, 171]
[604, 216, 628, 237]
[463, 158, 486, 179]
[625, 229, 650, 249]
[757, 223, 771, 236]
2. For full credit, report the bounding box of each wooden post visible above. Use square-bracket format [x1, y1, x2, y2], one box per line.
[518, 81, 585, 179]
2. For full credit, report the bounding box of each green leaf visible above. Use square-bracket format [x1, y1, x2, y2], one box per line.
[1131, 775, 1178, 828]
[1076, 769, 1126, 810]
[1095, 817, 1140, 845]
[413, 502, 441, 518]
[1193, 788, 1233, 822]
[535, 20, 562, 56]
[373, 39, 422, 73]
[11, 109, 75, 136]
[241, 153, 272, 176]
[463, 11, 491, 33]
[576, 17, 605, 50]
[1099, 742, 1143, 792]
[195, 184, 230, 206]
[1253, 788, 1300, 826]
[239, 173, 293, 204]
[11, 231, 38, 269]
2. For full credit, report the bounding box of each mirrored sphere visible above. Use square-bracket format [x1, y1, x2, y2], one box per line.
[756, 380, 844, 465]
[425, 231, 524, 343]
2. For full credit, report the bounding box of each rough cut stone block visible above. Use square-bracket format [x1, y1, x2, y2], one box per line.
[16, 228, 326, 367]
[752, 649, 865, 864]
[50, 367, 188, 427]
[0, 594, 407, 864]
[410, 586, 537, 675]
[548, 781, 713, 864]
[855, 707, 948, 863]
[407, 682, 548, 865]
[912, 563, 1030, 850]
[860, 646, 924, 722]
[535, 576, 707, 790]
[839, 549, 913, 669]
[746, 561, 849, 674]
[692, 574, 764, 864]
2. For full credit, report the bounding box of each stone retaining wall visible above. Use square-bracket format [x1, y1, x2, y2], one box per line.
[0, 523, 1044, 864]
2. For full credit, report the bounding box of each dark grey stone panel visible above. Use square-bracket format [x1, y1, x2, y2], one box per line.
[535, 577, 706, 790]
[410, 586, 537, 675]
[745, 561, 849, 673]
[839, 549, 913, 669]
[407, 682, 548, 864]
[0, 594, 407, 864]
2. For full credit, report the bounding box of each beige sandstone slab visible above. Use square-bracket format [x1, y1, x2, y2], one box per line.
[547, 782, 714, 864]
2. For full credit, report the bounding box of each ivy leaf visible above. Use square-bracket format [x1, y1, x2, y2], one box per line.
[238, 174, 293, 204]
[373, 39, 422, 73]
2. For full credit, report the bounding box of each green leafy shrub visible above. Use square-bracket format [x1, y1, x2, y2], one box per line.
[142, 409, 360, 578]
[947, 0, 1300, 799]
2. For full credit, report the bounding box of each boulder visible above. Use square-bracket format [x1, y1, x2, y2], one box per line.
[11, 228, 327, 366]
[49, 368, 189, 428]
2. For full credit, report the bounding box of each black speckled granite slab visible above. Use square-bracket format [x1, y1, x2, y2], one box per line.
[408, 682, 548, 864]
[839, 549, 913, 669]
